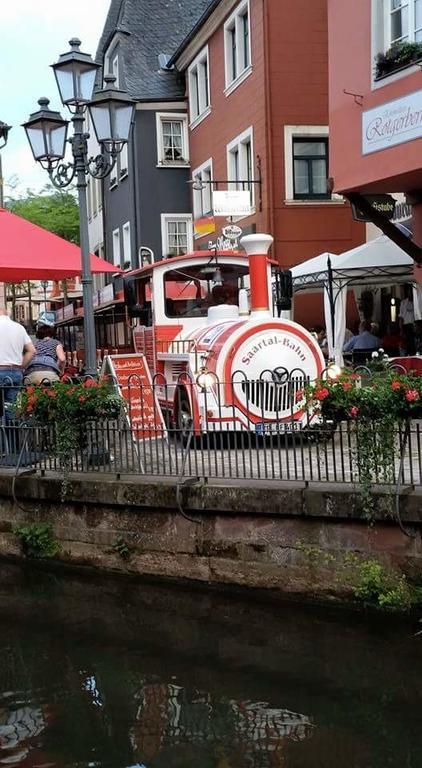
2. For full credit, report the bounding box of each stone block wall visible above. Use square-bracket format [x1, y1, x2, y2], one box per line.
[0, 473, 421, 600]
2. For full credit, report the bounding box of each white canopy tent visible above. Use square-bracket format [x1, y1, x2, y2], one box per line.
[290, 236, 422, 365]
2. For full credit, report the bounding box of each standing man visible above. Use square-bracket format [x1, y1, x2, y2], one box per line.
[399, 286, 416, 355]
[0, 308, 35, 412]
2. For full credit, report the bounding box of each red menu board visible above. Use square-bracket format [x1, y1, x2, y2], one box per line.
[101, 354, 166, 441]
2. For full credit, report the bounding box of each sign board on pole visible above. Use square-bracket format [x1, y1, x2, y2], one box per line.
[213, 190, 251, 217]
[101, 353, 166, 441]
[351, 193, 397, 223]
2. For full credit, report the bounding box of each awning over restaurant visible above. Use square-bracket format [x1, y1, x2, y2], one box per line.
[290, 236, 418, 365]
[0, 208, 117, 281]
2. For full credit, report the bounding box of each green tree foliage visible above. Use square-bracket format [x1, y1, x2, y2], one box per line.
[8, 185, 80, 244]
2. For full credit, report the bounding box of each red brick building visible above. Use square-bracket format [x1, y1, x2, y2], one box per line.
[169, 0, 364, 324]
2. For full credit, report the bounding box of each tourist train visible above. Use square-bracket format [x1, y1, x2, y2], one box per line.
[123, 234, 325, 436]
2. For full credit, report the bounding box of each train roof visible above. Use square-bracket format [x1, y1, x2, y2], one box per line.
[124, 250, 276, 279]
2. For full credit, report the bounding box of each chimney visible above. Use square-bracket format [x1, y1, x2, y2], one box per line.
[240, 233, 274, 316]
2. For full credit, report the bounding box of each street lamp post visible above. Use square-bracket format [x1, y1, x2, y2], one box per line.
[23, 39, 135, 376]
[0, 120, 12, 209]
[40, 279, 49, 312]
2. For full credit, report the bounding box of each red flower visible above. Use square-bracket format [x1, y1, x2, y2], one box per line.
[78, 395, 86, 403]
[46, 389, 56, 398]
[295, 390, 304, 403]
[26, 405, 33, 413]
[26, 386, 35, 395]
[83, 379, 97, 388]
[314, 387, 329, 401]
[391, 380, 401, 392]
[349, 406, 360, 419]
[405, 389, 419, 403]
[342, 381, 352, 391]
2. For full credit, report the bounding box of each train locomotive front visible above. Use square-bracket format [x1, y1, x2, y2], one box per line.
[126, 234, 325, 435]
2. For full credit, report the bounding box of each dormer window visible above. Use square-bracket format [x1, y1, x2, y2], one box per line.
[111, 54, 120, 87]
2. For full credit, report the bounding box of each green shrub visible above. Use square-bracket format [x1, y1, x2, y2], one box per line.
[13, 522, 60, 558]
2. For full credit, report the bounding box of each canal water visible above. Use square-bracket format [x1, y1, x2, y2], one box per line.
[0, 562, 420, 768]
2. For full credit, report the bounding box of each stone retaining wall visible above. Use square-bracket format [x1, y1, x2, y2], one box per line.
[0, 473, 421, 600]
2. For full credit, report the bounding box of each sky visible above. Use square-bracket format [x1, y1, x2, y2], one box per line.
[1, 0, 111, 199]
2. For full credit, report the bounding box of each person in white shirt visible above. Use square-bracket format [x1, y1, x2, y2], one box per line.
[0, 310, 35, 413]
[399, 286, 415, 355]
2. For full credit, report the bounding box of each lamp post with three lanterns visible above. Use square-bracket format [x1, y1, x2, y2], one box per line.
[23, 38, 135, 376]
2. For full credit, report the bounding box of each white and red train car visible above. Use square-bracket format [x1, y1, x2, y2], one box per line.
[124, 234, 324, 436]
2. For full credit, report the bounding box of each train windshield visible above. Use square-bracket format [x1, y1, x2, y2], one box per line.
[163, 264, 248, 318]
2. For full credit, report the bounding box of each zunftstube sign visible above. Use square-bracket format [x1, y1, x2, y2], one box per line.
[362, 89, 422, 154]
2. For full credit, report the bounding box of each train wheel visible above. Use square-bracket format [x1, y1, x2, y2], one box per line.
[176, 388, 193, 447]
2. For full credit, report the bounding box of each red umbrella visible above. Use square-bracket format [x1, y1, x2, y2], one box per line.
[0, 208, 118, 281]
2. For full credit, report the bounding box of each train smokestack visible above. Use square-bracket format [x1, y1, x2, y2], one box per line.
[240, 233, 274, 316]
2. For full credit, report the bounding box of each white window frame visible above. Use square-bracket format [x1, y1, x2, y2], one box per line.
[283, 125, 342, 204]
[112, 54, 120, 87]
[226, 126, 255, 212]
[372, 0, 422, 87]
[383, 0, 422, 47]
[192, 158, 214, 225]
[188, 46, 211, 128]
[224, 0, 252, 96]
[119, 142, 129, 178]
[112, 228, 121, 267]
[122, 221, 131, 267]
[156, 112, 190, 167]
[161, 214, 193, 257]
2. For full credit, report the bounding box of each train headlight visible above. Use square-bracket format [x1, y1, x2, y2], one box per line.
[196, 368, 215, 390]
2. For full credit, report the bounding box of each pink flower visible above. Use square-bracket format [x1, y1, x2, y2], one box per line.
[314, 387, 329, 401]
[391, 380, 401, 392]
[405, 389, 419, 403]
[349, 406, 360, 419]
[342, 381, 352, 391]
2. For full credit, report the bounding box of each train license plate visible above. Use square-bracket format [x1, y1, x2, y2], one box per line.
[255, 421, 302, 435]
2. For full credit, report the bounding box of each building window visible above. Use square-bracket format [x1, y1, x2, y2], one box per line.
[112, 228, 121, 267]
[188, 46, 210, 125]
[119, 142, 128, 178]
[388, 0, 422, 43]
[122, 221, 131, 268]
[156, 113, 189, 166]
[227, 127, 254, 206]
[292, 138, 329, 200]
[112, 54, 120, 87]
[161, 214, 193, 257]
[224, 1, 252, 91]
[192, 159, 213, 220]
[283, 126, 338, 203]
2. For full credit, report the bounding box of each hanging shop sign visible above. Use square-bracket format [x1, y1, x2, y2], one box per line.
[351, 194, 396, 222]
[213, 190, 251, 217]
[101, 353, 166, 441]
[363, 89, 422, 154]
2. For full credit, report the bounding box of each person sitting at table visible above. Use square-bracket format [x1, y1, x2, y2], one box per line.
[343, 320, 381, 353]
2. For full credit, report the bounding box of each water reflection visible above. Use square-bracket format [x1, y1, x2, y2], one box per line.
[0, 563, 420, 768]
[130, 684, 313, 765]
